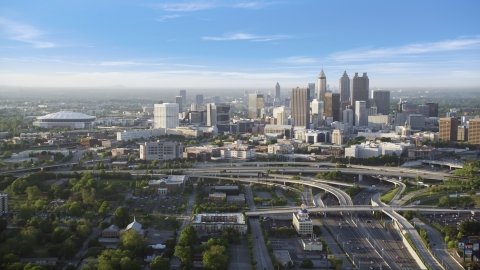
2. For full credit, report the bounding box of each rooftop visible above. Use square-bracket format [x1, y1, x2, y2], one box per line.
[37, 111, 95, 120]
[193, 213, 245, 224]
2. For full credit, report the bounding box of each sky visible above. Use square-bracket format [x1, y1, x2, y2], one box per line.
[0, 0, 479, 89]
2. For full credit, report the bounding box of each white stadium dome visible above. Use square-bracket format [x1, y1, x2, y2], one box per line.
[34, 111, 96, 129]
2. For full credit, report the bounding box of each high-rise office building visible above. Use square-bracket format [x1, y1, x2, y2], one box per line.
[196, 94, 204, 105]
[372, 90, 390, 115]
[175, 96, 183, 113]
[291, 87, 310, 128]
[355, 101, 367, 127]
[425, 102, 439, 117]
[343, 109, 354, 128]
[206, 103, 217, 127]
[350, 72, 369, 109]
[179, 90, 186, 104]
[339, 71, 350, 109]
[324, 93, 340, 122]
[191, 103, 198, 111]
[154, 103, 179, 129]
[275, 82, 281, 99]
[0, 193, 8, 215]
[468, 119, 480, 145]
[317, 69, 326, 102]
[248, 94, 264, 119]
[308, 83, 315, 101]
[439, 117, 458, 141]
[273, 106, 288, 125]
[206, 103, 229, 126]
[311, 99, 324, 127]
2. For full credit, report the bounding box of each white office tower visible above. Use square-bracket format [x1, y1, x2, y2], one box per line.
[175, 96, 183, 113]
[332, 129, 343, 145]
[355, 101, 367, 127]
[308, 83, 315, 101]
[317, 69, 327, 102]
[273, 106, 288, 125]
[343, 109, 354, 129]
[154, 103, 179, 129]
[339, 71, 350, 109]
[191, 103, 198, 111]
[311, 99, 324, 126]
[206, 103, 217, 127]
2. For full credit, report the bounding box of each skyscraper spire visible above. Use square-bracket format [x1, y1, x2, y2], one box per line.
[319, 68, 325, 78]
[317, 69, 327, 101]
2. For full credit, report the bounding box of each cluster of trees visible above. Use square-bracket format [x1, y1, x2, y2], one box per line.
[267, 227, 297, 238]
[459, 221, 480, 235]
[174, 226, 197, 269]
[437, 195, 474, 207]
[331, 153, 401, 167]
[344, 185, 364, 198]
[315, 170, 343, 180]
[442, 225, 461, 248]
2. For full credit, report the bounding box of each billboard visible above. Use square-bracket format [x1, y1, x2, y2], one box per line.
[474, 243, 479, 251]
[459, 242, 465, 249]
[465, 243, 473, 255]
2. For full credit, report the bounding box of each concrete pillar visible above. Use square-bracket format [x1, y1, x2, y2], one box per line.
[284, 181, 286, 186]
[358, 174, 363, 181]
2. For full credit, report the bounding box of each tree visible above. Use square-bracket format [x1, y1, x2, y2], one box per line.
[174, 245, 192, 266]
[68, 202, 84, 217]
[97, 249, 141, 270]
[25, 186, 42, 201]
[203, 245, 228, 270]
[403, 210, 413, 221]
[120, 229, 148, 256]
[301, 259, 314, 268]
[114, 207, 130, 228]
[150, 256, 170, 270]
[98, 201, 111, 218]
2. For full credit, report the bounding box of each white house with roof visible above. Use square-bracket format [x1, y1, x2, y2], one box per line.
[122, 216, 144, 236]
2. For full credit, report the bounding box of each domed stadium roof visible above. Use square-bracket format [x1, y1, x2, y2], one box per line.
[37, 111, 95, 121]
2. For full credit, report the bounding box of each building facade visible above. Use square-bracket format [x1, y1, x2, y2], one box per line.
[350, 72, 369, 109]
[248, 94, 264, 119]
[291, 87, 310, 128]
[355, 101, 367, 126]
[293, 206, 313, 235]
[372, 90, 390, 115]
[139, 141, 183, 161]
[192, 213, 247, 234]
[339, 71, 350, 109]
[324, 93, 340, 122]
[439, 117, 459, 142]
[468, 119, 480, 145]
[154, 103, 179, 129]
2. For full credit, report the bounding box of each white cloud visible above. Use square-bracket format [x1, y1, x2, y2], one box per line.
[233, 2, 273, 9]
[156, 14, 182, 22]
[0, 17, 55, 48]
[154, 2, 217, 12]
[330, 37, 480, 62]
[274, 56, 317, 64]
[202, 32, 289, 42]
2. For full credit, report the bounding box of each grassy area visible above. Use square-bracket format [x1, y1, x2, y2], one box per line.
[380, 187, 400, 203]
[401, 186, 427, 198]
[281, 189, 302, 205]
[418, 198, 440, 206]
[470, 195, 480, 208]
[409, 190, 449, 202]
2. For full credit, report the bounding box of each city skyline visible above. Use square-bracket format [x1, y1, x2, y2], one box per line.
[0, 1, 479, 88]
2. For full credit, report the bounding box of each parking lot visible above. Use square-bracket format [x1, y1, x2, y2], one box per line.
[129, 194, 187, 215]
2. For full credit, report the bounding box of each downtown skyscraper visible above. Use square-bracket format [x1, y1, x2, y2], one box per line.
[350, 72, 369, 110]
[339, 71, 350, 109]
[317, 69, 326, 102]
[248, 94, 264, 119]
[372, 90, 390, 115]
[291, 87, 310, 128]
[275, 82, 281, 99]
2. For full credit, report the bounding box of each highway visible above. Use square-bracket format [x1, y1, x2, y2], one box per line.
[354, 189, 419, 269]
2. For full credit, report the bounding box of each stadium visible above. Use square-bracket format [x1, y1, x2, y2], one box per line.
[33, 111, 96, 129]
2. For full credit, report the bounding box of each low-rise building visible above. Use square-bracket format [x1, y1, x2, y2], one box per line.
[211, 186, 240, 195]
[209, 192, 226, 202]
[139, 140, 183, 161]
[227, 194, 245, 204]
[268, 143, 293, 155]
[148, 175, 187, 194]
[300, 238, 323, 251]
[102, 224, 120, 238]
[192, 213, 247, 234]
[111, 148, 132, 157]
[292, 205, 312, 235]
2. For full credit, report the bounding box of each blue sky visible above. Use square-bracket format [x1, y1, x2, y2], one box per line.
[0, 0, 479, 88]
